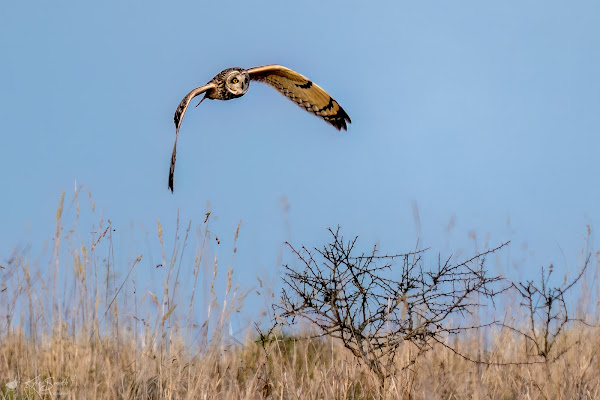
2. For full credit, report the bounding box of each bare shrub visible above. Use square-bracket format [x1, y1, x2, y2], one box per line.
[504, 254, 591, 362]
[274, 227, 509, 385]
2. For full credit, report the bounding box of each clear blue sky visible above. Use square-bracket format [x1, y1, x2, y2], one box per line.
[1, 2, 599, 319]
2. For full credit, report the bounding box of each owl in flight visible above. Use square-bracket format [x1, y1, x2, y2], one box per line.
[168, 64, 351, 192]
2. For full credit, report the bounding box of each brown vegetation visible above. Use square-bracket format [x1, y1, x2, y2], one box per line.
[1, 189, 599, 399]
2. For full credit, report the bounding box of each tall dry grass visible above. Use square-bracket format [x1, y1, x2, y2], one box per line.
[1, 188, 599, 399]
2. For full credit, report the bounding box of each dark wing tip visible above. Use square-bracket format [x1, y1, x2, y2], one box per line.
[329, 105, 351, 131]
[168, 141, 177, 193]
[174, 105, 183, 131]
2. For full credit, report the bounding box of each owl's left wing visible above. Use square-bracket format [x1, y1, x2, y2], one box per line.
[169, 83, 216, 193]
[247, 65, 351, 131]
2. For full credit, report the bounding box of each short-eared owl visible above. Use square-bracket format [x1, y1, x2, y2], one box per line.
[169, 64, 351, 192]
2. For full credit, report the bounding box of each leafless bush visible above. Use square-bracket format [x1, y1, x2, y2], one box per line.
[505, 255, 591, 361]
[274, 227, 508, 385]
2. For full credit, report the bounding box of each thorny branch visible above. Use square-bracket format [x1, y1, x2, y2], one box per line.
[502, 254, 591, 361]
[274, 227, 508, 384]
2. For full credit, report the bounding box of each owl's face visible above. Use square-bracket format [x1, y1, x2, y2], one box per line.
[225, 70, 250, 96]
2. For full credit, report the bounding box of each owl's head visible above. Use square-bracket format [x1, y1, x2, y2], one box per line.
[224, 68, 250, 97]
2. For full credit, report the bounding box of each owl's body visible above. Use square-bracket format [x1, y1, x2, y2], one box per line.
[169, 64, 351, 192]
[201, 67, 249, 101]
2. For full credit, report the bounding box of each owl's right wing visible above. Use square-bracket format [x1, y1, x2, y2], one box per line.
[169, 83, 216, 193]
[247, 65, 351, 131]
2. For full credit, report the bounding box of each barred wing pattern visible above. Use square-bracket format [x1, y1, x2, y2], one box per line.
[169, 83, 216, 192]
[247, 65, 351, 131]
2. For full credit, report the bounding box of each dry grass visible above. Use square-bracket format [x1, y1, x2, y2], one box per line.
[1, 188, 599, 399]
[2, 325, 600, 399]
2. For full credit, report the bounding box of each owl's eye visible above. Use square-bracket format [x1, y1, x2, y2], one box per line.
[232, 78, 239, 84]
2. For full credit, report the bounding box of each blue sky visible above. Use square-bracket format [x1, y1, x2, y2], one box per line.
[1, 2, 599, 322]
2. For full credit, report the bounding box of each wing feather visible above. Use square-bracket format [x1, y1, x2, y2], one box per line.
[169, 83, 216, 193]
[246, 65, 351, 131]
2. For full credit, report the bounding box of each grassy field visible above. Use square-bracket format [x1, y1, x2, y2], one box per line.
[1, 190, 599, 399]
